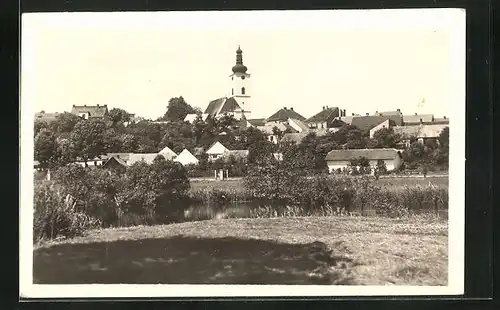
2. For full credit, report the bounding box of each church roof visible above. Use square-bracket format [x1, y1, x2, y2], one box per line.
[204, 97, 243, 117]
[266, 107, 306, 122]
[204, 97, 227, 116]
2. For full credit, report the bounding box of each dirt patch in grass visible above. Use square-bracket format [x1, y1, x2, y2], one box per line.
[34, 217, 447, 285]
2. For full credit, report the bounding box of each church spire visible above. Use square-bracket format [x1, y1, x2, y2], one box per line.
[232, 46, 248, 73]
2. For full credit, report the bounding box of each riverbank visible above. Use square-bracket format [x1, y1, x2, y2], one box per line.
[33, 216, 448, 285]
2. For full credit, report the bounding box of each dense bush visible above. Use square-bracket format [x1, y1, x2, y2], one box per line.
[244, 162, 448, 218]
[43, 158, 191, 234]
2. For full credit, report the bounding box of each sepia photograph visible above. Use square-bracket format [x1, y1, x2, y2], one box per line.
[20, 9, 465, 298]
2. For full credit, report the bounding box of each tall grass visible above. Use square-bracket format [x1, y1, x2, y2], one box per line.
[34, 183, 101, 243]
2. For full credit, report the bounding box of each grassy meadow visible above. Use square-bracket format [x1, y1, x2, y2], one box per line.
[189, 175, 449, 195]
[33, 216, 447, 285]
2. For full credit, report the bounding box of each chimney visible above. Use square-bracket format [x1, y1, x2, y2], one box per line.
[97, 104, 99, 107]
[284, 107, 287, 110]
[366, 113, 369, 116]
[375, 110, 378, 114]
[73, 104, 75, 107]
[343, 109, 346, 116]
[326, 105, 329, 109]
[84, 104, 87, 107]
[397, 109, 400, 112]
[352, 113, 355, 116]
[290, 107, 294, 111]
[444, 116, 447, 119]
[414, 112, 417, 116]
[322, 106, 325, 110]
[420, 118, 423, 124]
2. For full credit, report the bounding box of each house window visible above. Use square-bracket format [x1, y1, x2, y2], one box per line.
[241, 87, 245, 95]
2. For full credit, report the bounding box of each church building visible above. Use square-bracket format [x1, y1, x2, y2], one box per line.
[204, 46, 252, 121]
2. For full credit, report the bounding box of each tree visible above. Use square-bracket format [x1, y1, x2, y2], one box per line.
[68, 119, 107, 163]
[162, 96, 196, 122]
[50, 112, 81, 134]
[34, 119, 49, 136]
[438, 127, 449, 149]
[372, 127, 400, 148]
[34, 129, 58, 168]
[108, 108, 132, 124]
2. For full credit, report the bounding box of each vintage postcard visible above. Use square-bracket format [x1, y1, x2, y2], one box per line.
[20, 8, 465, 298]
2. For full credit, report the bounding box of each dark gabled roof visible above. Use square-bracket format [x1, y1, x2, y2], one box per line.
[350, 115, 401, 131]
[247, 118, 266, 126]
[204, 97, 226, 116]
[71, 105, 109, 118]
[288, 118, 310, 132]
[107, 153, 133, 162]
[402, 114, 434, 124]
[103, 156, 128, 167]
[325, 148, 401, 161]
[306, 107, 340, 123]
[266, 108, 306, 122]
[204, 97, 243, 117]
[219, 97, 242, 114]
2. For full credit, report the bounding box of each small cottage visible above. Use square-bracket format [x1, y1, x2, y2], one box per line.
[158, 146, 178, 161]
[325, 148, 403, 173]
[205, 141, 230, 162]
[174, 149, 199, 166]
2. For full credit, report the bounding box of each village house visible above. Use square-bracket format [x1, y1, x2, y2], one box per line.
[305, 106, 342, 129]
[35, 111, 60, 123]
[393, 124, 448, 147]
[70, 104, 109, 120]
[369, 119, 392, 138]
[205, 141, 249, 162]
[402, 113, 435, 126]
[174, 149, 199, 166]
[106, 153, 133, 164]
[325, 148, 403, 173]
[340, 114, 402, 132]
[158, 146, 178, 160]
[280, 129, 329, 144]
[265, 107, 306, 125]
[73, 155, 109, 167]
[256, 122, 297, 144]
[102, 156, 128, 172]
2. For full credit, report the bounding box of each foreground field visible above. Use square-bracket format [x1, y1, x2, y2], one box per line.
[34, 216, 447, 285]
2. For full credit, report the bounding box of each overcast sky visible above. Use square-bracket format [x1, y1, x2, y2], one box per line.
[22, 9, 465, 120]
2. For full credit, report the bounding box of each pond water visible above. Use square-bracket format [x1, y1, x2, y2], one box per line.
[180, 202, 448, 222]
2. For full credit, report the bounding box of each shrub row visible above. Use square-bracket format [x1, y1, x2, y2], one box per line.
[33, 156, 191, 242]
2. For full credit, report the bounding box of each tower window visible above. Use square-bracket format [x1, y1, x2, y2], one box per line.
[241, 87, 245, 95]
[232, 77, 233, 80]
[232, 88, 234, 95]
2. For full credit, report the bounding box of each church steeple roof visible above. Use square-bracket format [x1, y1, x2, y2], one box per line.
[232, 45, 248, 74]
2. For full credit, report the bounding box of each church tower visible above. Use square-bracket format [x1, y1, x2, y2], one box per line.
[229, 46, 251, 118]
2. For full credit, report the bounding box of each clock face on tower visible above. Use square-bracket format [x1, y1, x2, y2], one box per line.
[241, 76, 245, 80]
